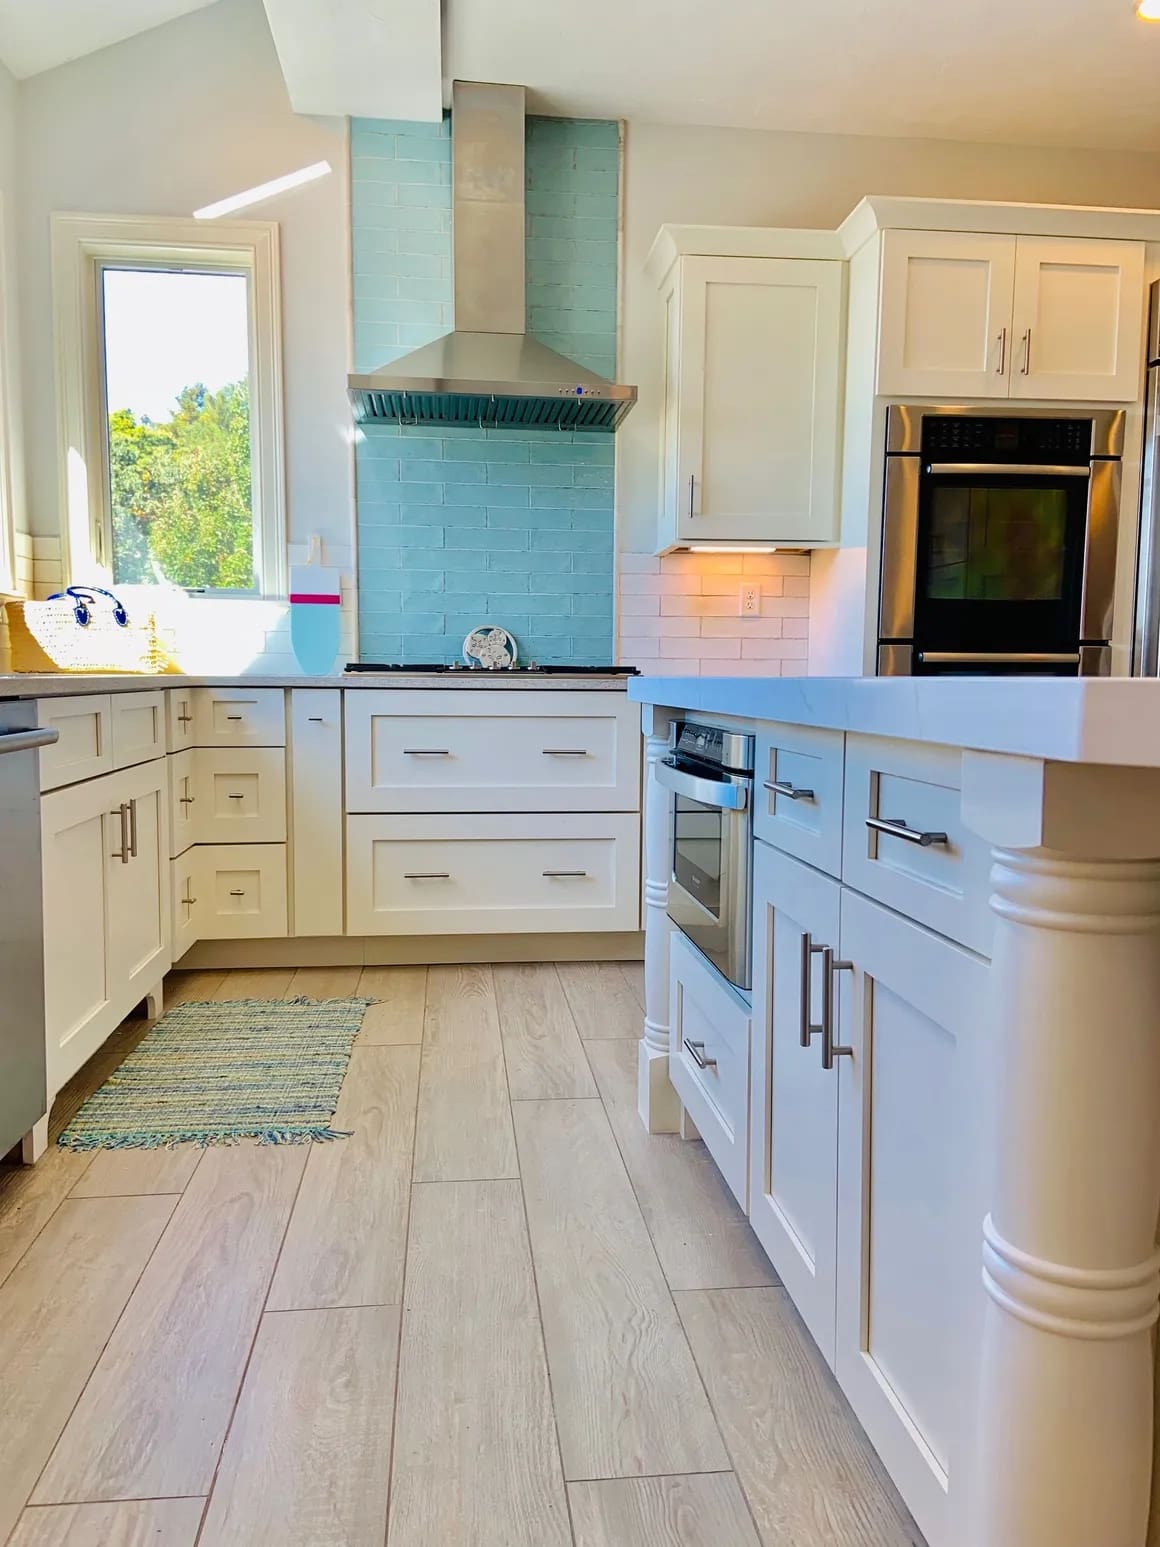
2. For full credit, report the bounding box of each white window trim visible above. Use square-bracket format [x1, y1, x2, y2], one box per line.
[51, 213, 286, 597]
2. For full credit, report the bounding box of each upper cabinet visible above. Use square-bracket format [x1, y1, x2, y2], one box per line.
[651, 232, 846, 552]
[877, 228, 1146, 402]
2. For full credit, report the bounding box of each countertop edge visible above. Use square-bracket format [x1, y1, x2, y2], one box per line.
[0, 673, 631, 699]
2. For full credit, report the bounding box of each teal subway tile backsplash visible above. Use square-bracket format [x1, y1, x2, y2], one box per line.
[353, 112, 620, 665]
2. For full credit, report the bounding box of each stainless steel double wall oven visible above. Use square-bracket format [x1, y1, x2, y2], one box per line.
[878, 404, 1124, 676]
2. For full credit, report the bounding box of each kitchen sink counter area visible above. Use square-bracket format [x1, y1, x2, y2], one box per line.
[632, 672, 1160, 1547]
[0, 670, 634, 698]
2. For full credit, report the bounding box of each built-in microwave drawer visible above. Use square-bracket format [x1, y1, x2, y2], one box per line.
[842, 735, 992, 955]
[753, 721, 844, 877]
[344, 690, 641, 813]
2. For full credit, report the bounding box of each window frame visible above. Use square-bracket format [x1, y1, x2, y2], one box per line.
[51, 214, 286, 598]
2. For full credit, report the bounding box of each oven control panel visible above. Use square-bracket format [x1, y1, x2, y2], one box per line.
[920, 415, 1092, 463]
[671, 722, 755, 775]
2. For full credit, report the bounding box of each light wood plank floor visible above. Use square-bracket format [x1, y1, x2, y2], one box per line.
[0, 960, 924, 1547]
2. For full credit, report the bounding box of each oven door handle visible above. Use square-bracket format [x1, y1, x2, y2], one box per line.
[917, 650, 1081, 666]
[924, 462, 1091, 477]
[655, 758, 749, 811]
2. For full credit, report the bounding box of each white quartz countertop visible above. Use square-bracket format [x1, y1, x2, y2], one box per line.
[629, 674, 1160, 767]
[0, 671, 631, 699]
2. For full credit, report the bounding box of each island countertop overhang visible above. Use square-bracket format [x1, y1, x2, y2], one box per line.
[628, 674, 1160, 768]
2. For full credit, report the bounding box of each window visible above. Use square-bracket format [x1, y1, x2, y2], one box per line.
[52, 216, 285, 596]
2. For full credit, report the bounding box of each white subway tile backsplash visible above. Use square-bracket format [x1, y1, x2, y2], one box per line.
[617, 550, 809, 676]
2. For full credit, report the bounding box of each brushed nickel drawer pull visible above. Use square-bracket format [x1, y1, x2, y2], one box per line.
[683, 1038, 717, 1071]
[542, 869, 587, 878]
[403, 748, 451, 756]
[128, 797, 138, 858]
[542, 748, 588, 756]
[182, 893, 197, 908]
[765, 778, 815, 802]
[308, 716, 324, 723]
[821, 947, 855, 1071]
[228, 889, 245, 897]
[228, 792, 244, 799]
[179, 793, 195, 806]
[404, 871, 451, 880]
[226, 715, 244, 722]
[177, 708, 192, 726]
[866, 816, 948, 848]
[110, 803, 130, 864]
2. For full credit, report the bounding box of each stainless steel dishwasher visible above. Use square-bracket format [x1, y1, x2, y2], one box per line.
[0, 702, 57, 1159]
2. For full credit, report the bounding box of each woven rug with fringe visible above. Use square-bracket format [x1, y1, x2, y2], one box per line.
[57, 996, 373, 1150]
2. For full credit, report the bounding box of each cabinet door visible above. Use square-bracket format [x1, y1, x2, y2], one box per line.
[1010, 236, 1145, 402]
[170, 853, 199, 961]
[41, 779, 114, 1098]
[291, 690, 344, 936]
[111, 691, 166, 770]
[168, 748, 197, 858]
[105, 761, 171, 1012]
[748, 840, 842, 1364]
[835, 888, 990, 1547]
[674, 256, 844, 545]
[878, 230, 1016, 399]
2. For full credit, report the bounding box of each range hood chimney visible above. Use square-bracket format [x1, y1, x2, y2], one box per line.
[348, 81, 637, 432]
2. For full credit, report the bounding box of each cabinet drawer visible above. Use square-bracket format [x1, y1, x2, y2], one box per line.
[171, 854, 199, 960]
[346, 812, 640, 935]
[191, 748, 287, 845]
[754, 720, 844, 875]
[111, 691, 166, 770]
[192, 688, 285, 748]
[344, 690, 641, 813]
[37, 695, 114, 790]
[669, 931, 750, 1207]
[192, 844, 288, 939]
[168, 748, 197, 858]
[842, 735, 991, 955]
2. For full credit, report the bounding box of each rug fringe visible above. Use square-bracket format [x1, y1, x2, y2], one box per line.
[58, 1125, 354, 1151]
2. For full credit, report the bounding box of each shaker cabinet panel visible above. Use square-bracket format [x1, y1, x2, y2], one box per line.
[657, 253, 844, 549]
[748, 840, 842, 1364]
[1009, 236, 1145, 402]
[877, 229, 1016, 399]
[290, 690, 344, 937]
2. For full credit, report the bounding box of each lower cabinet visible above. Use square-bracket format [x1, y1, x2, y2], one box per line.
[41, 758, 170, 1099]
[668, 930, 751, 1207]
[170, 845, 288, 944]
[748, 840, 841, 1363]
[748, 837, 990, 1547]
[346, 812, 641, 935]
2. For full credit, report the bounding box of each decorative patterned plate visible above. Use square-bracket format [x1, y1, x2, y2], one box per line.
[463, 625, 518, 669]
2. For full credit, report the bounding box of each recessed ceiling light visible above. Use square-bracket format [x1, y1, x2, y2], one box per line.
[677, 544, 780, 553]
[194, 161, 332, 220]
[1137, 0, 1160, 19]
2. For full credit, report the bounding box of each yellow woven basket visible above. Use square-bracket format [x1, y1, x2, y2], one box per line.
[6, 592, 180, 674]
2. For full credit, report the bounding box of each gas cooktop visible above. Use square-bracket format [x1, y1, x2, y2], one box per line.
[345, 663, 639, 676]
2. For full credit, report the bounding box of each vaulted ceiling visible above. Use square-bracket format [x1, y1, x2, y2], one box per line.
[5, 0, 1160, 155]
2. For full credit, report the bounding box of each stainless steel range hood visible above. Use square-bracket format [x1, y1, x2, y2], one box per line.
[348, 81, 636, 433]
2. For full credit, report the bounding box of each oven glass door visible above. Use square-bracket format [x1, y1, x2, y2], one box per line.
[673, 793, 724, 919]
[914, 470, 1089, 653]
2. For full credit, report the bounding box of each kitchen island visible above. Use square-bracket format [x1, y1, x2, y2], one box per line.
[630, 674, 1160, 1547]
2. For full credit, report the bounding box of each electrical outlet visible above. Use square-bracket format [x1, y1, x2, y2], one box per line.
[740, 585, 760, 617]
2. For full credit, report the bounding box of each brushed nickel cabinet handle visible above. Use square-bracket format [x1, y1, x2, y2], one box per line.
[110, 803, 130, 864]
[683, 1038, 717, 1071]
[799, 931, 826, 1048]
[403, 748, 451, 756]
[177, 708, 192, 726]
[228, 793, 244, 800]
[542, 869, 588, 878]
[228, 889, 246, 897]
[766, 779, 815, 802]
[128, 797, 138, 858]
[821, 947, 855, 1071]
[226, 715, 244, 722]
[688, 473, 696, 519]
[996, 326, 1007, 375]
[182, 892, 197, 907]
[179, 793, 195, 806]
[308, 716, 324, 723]
[542, 748, 588, 757]
[1021, 327, 1032, 375]
[404, 871, 451, 880]
[866, 815, 948, 848]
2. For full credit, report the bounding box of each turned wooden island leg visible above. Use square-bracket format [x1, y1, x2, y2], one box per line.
[971, 845, 1160, 1547]
[639, 711, 680, 1134]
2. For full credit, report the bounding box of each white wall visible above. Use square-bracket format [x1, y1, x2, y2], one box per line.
[0, 57, 27, 576]
[617, 118, 1160, 556]
[14, 0, 354, 666]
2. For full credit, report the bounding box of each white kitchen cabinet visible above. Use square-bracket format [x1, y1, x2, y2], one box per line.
[345, 690, 641, 815]
[834, 887, 990, 1547]
[170, 852, 199, 960]
[346, 811, 640, 936]
[290, 690, 344, 936]
[1009, 236, 1145, 401]
[190, 844, 288, 939]
[37, 694, 114, 791]
[190, 687, 285, 748]
[654, 248, 845, 548]
[878, 228, 1145, 403]
[168, 747, 197, 858]
[41, 758, 170, 1098]
[878, 230, 1016, 399]
[748, 839, 841, 1365]
[185, 747, 287, 846]
[668, 930, 751, 1208]
[110, 691, 166, 770]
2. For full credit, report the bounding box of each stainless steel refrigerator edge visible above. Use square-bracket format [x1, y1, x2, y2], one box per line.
[0, 704, 56, 1158]
[1134, 280, 1160, 674]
